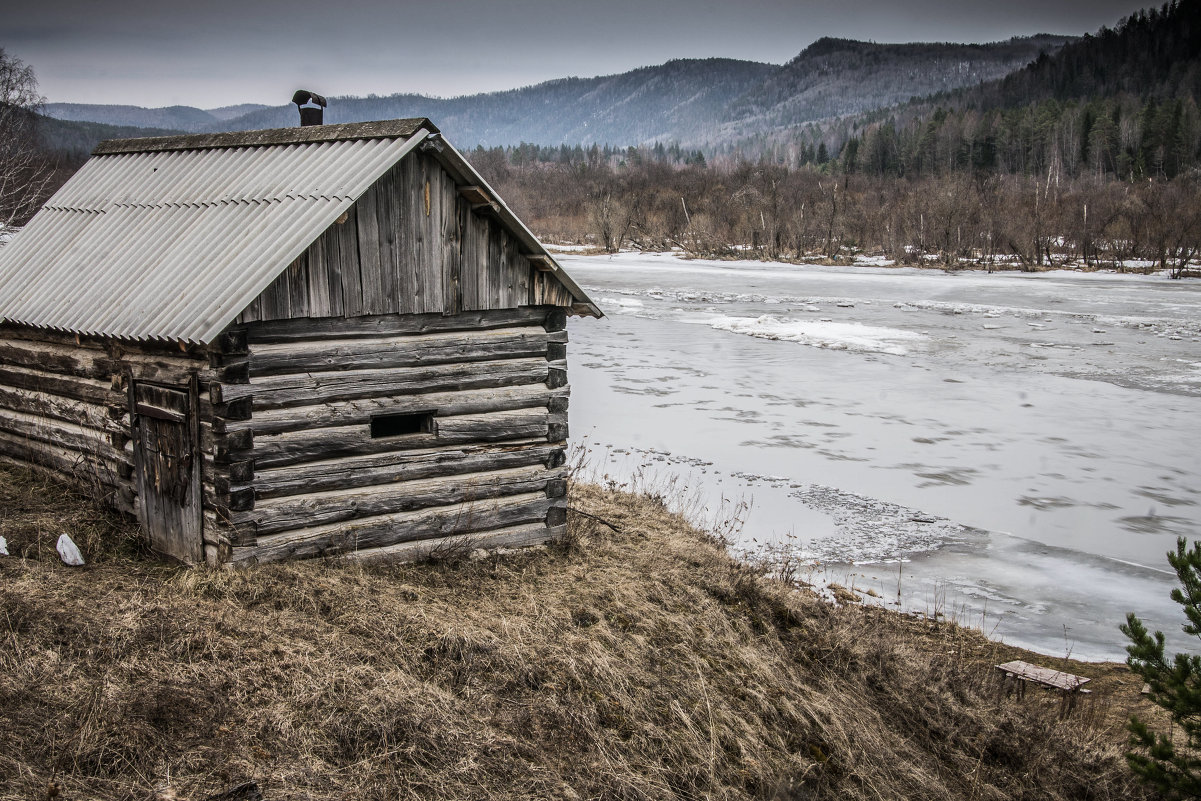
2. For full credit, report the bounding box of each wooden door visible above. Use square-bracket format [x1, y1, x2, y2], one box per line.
[132, 379, 202, 564]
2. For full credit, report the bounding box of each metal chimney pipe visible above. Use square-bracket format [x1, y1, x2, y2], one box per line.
[292, 90, 328, 126]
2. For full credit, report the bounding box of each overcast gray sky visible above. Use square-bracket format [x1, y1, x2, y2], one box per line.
[6, 0, 1145, 108]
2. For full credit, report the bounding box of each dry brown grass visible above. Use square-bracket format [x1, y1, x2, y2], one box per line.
[0, 465, 1157, 800]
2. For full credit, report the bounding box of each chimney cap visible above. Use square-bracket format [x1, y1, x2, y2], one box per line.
[292, 90, 327, 108]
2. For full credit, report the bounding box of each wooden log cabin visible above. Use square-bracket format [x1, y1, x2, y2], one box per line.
[0, 117, 601, 566]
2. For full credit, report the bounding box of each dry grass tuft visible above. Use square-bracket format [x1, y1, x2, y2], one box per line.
[0, 468, 1155, 800]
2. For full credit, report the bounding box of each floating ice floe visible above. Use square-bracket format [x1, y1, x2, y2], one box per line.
[710, 315, 926, 356]
[56, 534, 85, 566]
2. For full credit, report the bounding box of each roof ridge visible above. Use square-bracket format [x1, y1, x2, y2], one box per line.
[93, 118, 440, 156]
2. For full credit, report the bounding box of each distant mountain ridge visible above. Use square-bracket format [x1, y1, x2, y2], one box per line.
[43, 102, 271, 133]
[40, 35, 1072, 153]
[718, 35, 1075, 137]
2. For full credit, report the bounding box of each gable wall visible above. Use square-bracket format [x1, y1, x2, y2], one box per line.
[235, 151, 573, 325]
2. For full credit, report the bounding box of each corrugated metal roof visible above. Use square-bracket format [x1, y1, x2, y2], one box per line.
[0, 117, 600, 343]
[0, 126, 430, 344]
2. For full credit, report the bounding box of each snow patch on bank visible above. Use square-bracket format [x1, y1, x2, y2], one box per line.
[710, 314, 926, 356]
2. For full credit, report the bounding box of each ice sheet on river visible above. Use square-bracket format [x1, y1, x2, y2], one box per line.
[562, 253, 1201, 660]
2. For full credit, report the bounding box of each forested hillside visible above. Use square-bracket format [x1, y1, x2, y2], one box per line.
[716, 36, 1073, 141]
[785, 0, 1201, 180]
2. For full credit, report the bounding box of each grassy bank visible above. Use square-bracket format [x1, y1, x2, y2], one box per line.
[0, 465, 1158, 800]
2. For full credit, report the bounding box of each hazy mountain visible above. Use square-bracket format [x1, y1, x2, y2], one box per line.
[192, 57, 776, 147]
[716, 35, 1075, 139]
[38, 35, 1073, 153]
[36, 116, 186, 160]
[204, 103, 271, 121]
[43, 103, 219, 132]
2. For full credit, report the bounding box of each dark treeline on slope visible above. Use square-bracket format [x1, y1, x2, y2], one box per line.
[774, 0, 1201, 181]
[469, 144, 1201, 277]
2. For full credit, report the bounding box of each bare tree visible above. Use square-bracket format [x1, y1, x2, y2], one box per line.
[0, 49, 51, 236]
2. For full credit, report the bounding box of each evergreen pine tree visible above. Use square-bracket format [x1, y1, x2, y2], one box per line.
[1122, 537, 1201, 798]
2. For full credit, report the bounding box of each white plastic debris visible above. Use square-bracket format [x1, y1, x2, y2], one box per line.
[0, 535, 7, 556]
[56, 534, 85, 566]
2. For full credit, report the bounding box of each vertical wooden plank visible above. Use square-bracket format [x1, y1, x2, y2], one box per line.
[375, 169, 400, 314]
[396, 157, 418, 314]
[441, 170, 462, 316]
[415, 154, 445, 314]
[334, 206, 359, 317]
[357, 183, 385, 315]
[487, 220, 504, 309]
[238, 295, 262, 324]
[306, 237, 331, 317]
[287, 250, 310, 319]
[461, 205, 483, 311]
[509, 239, 531, 308]
[258, 267, 290, 321]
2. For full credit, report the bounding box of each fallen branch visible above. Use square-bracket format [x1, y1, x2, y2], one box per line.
[568, 506, 623, 533]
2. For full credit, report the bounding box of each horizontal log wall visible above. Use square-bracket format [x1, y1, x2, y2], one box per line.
[226, 307, 570, 563]
[0, 325, 247, 564]
[235, 152, 574, 325]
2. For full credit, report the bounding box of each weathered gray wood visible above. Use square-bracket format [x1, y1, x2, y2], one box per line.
[396, 156, 419, 314]
[252, 408, 549, 469]
[548, 412, 568, 442]
[995, 661, 1091, 692]
[228, 491, 550, 563]
[250, 464, 564, 536]
[244, 307, 550, 343]
[375, 166, 401, 314]
[0, 386, 125, 433]
[258, 260, 291, 321]
[252, 441, 561, 499]
[248, 327, 548, 376]
[343, 521, 558, 564]
[226, 357, 550, 408]
[335, 205, 362, 317]
[357, 182, 387, 315]
[0, 338, 211, 384]
[441, 172, 463, 316]
[416, 156, 442, 314]
[133, 379, 203, 564]
[0, 428, 131, 484]
[487, 221, 504, 309]
[0, 439, 135, 515]
[0, 366, 116, 405]
[233, 383, 565, 437]
[506, 235, 531, 308]
[547, 357, 568, 388]
[547, 497, 567, 527]
[534, 271, 575, 307]
[238, 295, 262, 324]
[0, 407, 125, 458]
[286, 254, 310, 318]
[306, 237, 332, 317]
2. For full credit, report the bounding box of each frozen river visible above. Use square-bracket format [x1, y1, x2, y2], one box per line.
[561, 252, 1201, 661]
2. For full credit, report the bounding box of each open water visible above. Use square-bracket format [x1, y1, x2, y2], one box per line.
[562, 252, 1201, 661]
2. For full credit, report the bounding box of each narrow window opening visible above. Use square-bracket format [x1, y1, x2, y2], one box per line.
[371, 411, 435, 438]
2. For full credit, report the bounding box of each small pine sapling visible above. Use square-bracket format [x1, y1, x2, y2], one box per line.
[1122, 537, 1201, 798]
